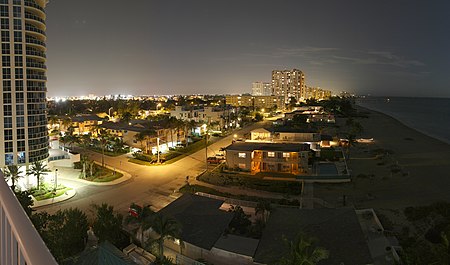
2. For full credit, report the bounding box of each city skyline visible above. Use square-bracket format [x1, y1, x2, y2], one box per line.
[45, 0, 450, 98]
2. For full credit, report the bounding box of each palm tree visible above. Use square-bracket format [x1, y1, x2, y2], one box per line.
[26, 161, 50, 190]
[278, 233, 329, 265]
[149, 213, 181, 258]
[4, 165, 23, 191]
[98, 129, 110, 167]
[126, 203, 155, 245]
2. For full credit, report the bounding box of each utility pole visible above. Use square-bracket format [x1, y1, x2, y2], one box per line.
[157, 137, 160, 164]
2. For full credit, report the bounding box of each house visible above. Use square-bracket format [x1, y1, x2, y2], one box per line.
[156, 194, 259, 265]
[248, 127, 321, 151]
[224, 142, 310, 175]
[170, 106, 225, 129]
[70, 114, 105, 135]
[253, 208, 374, 265]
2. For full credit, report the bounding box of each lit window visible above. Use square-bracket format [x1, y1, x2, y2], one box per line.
[238, 163, 246, 169]
[268, 152, 275, 157]
[283, 152, 290, 158]
[238, 152, 246, 158]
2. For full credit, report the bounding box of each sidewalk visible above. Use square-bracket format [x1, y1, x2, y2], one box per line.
[32, 189, 77, 209]
[56, 163, 132, 186]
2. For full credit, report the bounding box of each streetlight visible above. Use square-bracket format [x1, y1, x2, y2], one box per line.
[108, 107, 113, 120]
[54, 169, 58, 191]
[156, 103, 162, 112]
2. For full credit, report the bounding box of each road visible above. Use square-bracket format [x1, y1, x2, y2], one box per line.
[38, 121, 269, 216]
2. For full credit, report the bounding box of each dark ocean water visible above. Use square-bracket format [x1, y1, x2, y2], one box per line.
[355, 97, 450, 145]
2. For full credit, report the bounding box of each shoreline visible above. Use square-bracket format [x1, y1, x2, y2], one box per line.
[315, 106, 450, 209]
[356, 103, 450, 146]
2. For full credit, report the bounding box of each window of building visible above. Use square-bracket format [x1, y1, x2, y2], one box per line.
[13, 31, 21, 42]
[3, 104, 12, 115]
[238, 163, 246, 169]
[5, 141, 13, 152]
[1, 30, 8, 41]
[0, 0, 9, 5]
[283, 152, 290, 158]
[18, 151, 25, 163]
[1, 18, 9, 29]
[4, 129, 12, 140]
[2, 55, 10, 66]
[4, 116, 12, 128]
[3, 92, 11, 103]
[13, 19, 21, 30]
[13, 43, 22, 54]
[0, 6, 8, 17]
[2, 80, 10, 91]
[16, 116, 24, 127]
[238, 152, 246, 158]
[2, 67, 10, 79]
[12, 6, 20, 18]
[14, 67, 23, 79]
[2, 43, 10, 54]
[17, 128, 25, 139]
[5, 154, 14, 165]
[14, 55, 22, 66]
[17, 141, 25, 152]
[16, 104, 23, 115]
[268, 151, 275, 157]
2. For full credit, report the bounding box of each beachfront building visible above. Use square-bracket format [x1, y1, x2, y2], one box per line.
[251, 81, 272, 96]
[1, 0, 49, 167]
[284, 107, 335, 124]
[272, 69, 305, 103]
[225, 95, 285, 110]
[248, 127, 321, 151]
[304, 86, 332, 101]
[225, 142, 310, 175]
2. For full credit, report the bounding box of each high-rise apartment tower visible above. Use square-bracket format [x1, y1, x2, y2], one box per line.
[0, 0, 49, 167]
[271, 69, 305, 103]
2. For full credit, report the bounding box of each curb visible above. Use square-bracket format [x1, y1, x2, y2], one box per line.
[31, 189, 77, 208]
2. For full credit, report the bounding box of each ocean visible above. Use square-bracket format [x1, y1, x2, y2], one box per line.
[355, 97, 450, 145]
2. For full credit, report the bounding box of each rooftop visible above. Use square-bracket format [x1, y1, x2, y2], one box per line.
[254, 207, 373, 265]
[157, 194, 234, 250]
[225, 142, 310, 152]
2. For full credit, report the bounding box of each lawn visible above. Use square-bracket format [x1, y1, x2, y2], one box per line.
[31, 185, 72, 201]
[81, 165, 123, 182]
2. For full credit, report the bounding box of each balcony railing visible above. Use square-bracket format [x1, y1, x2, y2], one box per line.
[24, 0, 46, 15]
[0, 171, 57, 265]
[25, 12, 46, 26]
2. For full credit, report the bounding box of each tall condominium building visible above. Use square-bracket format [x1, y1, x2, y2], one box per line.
[271, 69, 305, 103]
[304, 86, 332, 101]
[0, 0, 49, 167]
[251, 81, 272, 96]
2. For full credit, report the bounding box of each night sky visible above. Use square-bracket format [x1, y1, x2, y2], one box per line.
[45, 0, 450, 98]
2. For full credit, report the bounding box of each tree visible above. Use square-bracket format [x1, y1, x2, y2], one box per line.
[278, 233, 329, 265]
[125, 203, 155, 245]
[4, 165, 23, 191]
[27, 160, 50, 190]
[31, 208, 89, 263]
[14, 190, 34, 217]
[97, 129, 110, 167]
[149, 213, 181, 258]
[228, 205, 251, 235]
[91, 203, 129, 248]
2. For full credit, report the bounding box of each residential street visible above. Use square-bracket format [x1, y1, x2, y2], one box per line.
[37, 121, 269, 216]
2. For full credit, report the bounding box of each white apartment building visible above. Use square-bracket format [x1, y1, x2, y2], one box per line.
[252, 81, 272, 96]
[0, 0, 49, 167]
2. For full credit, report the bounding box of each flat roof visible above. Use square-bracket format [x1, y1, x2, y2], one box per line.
[157, 194, 234, 250]
[225, 142, 310, 152]
[254, 207, 373, 265]
[214, 234, 259, 257]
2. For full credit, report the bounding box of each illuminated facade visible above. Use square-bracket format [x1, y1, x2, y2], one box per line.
[271, 69, 305, 103]
[0, 0, 49, 167]
[251, 81, 272, 96]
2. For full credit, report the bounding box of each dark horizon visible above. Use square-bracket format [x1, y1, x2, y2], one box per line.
[45, 0, 450, 98]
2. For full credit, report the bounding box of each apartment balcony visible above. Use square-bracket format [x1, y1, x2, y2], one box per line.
[25, 12, 46, 28]
[253, 156, 300, 163]
[26, 49, 46, 59]
[25, 38, 47, 49]
[26, 61, 47, 70]
[25, 24, 46, 38]
[24, 0, 46, 17]
[0, 173, 57, 265]
[27, 74, 47, 81]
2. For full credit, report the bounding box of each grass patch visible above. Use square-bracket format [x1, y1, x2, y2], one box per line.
[81, 165, 123, 182]
[128, 158, 153, 166]
[31, 185, 72, 201]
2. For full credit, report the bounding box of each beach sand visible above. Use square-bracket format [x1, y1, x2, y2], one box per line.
[315, 106, 450, 210]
